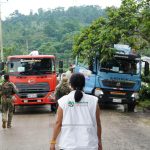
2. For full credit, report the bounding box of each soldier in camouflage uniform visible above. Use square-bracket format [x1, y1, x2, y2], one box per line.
[1, 74, 17, 128]
[55, 76, 72, 101]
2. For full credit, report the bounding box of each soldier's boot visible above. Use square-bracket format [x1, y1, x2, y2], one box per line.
[7, 123, 12, 128]
[7, 119, 12, 128]
[2, 121, 7, 128]
[7, 111, 13, 128]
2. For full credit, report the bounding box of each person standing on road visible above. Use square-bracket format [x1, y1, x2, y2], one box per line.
[53, 75, 72, 112]
[55, 76, 72, 101]
[0, 74, 17, 128]
[50, 73, 102, 150]
[65, 64, 74, 81]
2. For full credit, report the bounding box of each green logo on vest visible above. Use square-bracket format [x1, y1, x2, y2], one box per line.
[68, 101, 75, 107]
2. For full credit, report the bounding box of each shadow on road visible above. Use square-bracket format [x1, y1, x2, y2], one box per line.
[99, 103, 125, 112]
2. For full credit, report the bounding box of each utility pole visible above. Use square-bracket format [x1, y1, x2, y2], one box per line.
[0, 0, 3, 62]
[0, 0, 7, 62]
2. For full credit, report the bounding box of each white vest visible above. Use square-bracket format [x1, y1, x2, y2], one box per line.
[58, 91, 98, 150]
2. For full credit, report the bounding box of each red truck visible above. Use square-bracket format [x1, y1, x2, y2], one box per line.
[0, 54, 57, 112]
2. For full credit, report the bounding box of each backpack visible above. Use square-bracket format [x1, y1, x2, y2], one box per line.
[55, 82, 71, 100]
[1, 82, 15, 97]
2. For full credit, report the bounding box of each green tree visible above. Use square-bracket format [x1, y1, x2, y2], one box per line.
[138, 0, 150, 46]
[73, 0, 150, 62]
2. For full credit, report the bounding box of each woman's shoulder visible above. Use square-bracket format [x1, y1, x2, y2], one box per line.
[58, 94, 71, 107]
[58, 91, 74, 101]
[84, 93, 98, 101]
[58, 94, 69, 102]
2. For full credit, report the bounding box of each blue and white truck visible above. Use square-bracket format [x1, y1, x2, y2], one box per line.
[75, 44, 149, 111]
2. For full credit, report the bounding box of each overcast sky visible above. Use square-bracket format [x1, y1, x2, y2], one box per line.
[1, 0, 121, 19]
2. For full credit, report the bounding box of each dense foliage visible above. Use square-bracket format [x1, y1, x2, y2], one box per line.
[73, 0, 150, 62]
[3, 6, 106, 64]
[2, 1, 150, 67]
[139, 84, 150, 101]
[139, 75, 150, 100]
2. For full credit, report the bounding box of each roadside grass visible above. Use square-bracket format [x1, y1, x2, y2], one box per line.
[137, 99, 150, 110]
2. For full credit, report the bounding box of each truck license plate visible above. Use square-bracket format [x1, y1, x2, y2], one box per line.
[27, 94, 37, 98]
[113, 99, 122, 103]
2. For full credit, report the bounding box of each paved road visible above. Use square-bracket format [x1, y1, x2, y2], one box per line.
[0, 105, 150, 150]
[101, 105, 150, 150]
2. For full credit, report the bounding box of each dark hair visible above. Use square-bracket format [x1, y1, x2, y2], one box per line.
[70, 73, 85, 102]
[4, 74, 9, 81]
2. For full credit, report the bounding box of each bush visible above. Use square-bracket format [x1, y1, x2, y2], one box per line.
[139, 84, 150, 100]
[139, 74, 150, 101]
[138, 100, 150, 109]
[142, 75, 150, 83]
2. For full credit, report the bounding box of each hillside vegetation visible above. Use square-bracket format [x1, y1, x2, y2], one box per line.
[3, 6, 106, 63]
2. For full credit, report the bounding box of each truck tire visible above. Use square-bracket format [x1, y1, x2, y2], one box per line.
[13, 106, 15, 113]
[51, 104, 57, 113]
[127, 102, 136, 112]
[124, 104, 128, 112]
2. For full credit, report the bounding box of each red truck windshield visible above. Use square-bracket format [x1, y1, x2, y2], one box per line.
[8, 58, 55, 76]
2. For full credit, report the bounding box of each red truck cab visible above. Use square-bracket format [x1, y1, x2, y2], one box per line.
[6, 55, 56, 111]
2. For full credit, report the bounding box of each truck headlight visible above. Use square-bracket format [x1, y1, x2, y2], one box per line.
[131, 92, 139, 99]
[94, 88, 103, 97]
[12, 95, 17, 102]
[48, 92, 55, 100]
